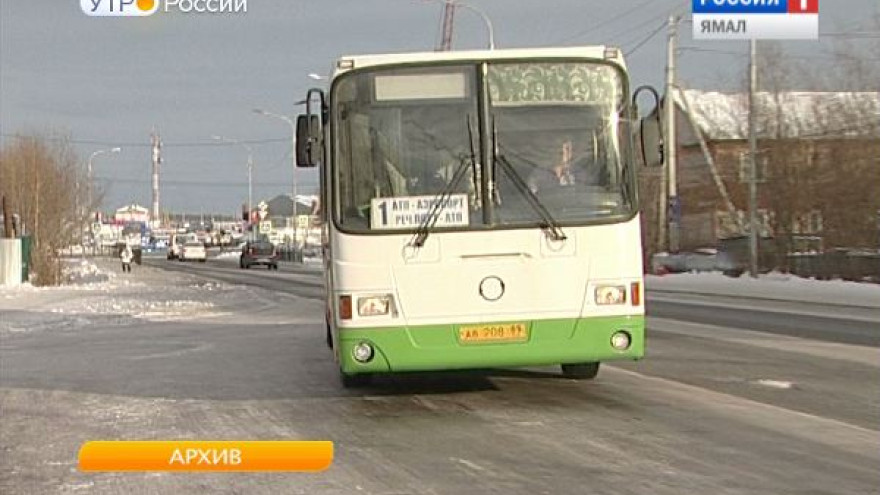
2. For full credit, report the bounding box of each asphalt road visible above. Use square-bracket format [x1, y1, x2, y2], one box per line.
[1, 256, 877, 494]
[647, 291, 880, 347]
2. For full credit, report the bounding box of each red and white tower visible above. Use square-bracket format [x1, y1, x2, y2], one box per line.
[150, 128, 162, 228]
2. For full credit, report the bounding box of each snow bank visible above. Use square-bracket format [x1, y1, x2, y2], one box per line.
[0, 259, 243, 333]
[64, 258, 115, 285]
[647, 272, 880, 308]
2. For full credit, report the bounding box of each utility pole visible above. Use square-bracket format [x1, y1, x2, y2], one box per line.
[252, 109, 298, 252]
[429, 0, 495, 51]
[665, 15, 680, 253]
[439, 0, 456, 51]
[748, 39, 759, 278]
[151, 128, 162, 229]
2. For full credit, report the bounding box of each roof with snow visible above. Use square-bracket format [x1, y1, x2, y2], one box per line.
[264, 194, 319, 217]
[674, 89, 880, 140]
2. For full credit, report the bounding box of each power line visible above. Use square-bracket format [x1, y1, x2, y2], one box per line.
[624, 21, 667, 56]
[94, 176, 318, 189]
[0, 133, 289, 148]
[553, 0, 659, 45]
[678, 46, 880, 62]
[614, 4, 688, 50]
[613, 14, 672, 48]
[819, 31, 880, 39]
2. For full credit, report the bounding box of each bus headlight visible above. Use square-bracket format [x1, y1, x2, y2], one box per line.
[352, 342, 374, 363]
[357, 295, 395, 317]
[595, 285, 626, 305]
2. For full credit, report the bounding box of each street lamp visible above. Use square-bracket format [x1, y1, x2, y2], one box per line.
[87, 147, 121, 217]
[252, 108, 299, 250]
[211, 135, 254, 219]
[425, 0, 495, 50]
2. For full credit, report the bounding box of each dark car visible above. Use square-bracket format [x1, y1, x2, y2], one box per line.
[240, 239, 279, 270]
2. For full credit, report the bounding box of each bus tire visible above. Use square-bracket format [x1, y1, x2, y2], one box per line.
[340, 372, 371, 388]
[561, 362, 600, 380]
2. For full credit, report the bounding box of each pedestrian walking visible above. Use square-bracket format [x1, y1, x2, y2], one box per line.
[120, 244, 133, 273]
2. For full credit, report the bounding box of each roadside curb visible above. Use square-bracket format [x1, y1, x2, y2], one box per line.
[646, 287, 880, 311]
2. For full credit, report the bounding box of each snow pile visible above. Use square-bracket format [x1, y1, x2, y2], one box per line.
[63, 258, 115, 285]
[0, 259, 249, 333]
[0, 259, 115, 295]
[647, 271, 880, 308]
[50, 298, 215, 321]
[44, 280, 232, 323]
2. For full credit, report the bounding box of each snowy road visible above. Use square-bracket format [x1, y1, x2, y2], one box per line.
[1, 257, 878, 494]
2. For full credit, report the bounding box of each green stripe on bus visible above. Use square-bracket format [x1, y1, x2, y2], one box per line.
[337, 315, 644, 374]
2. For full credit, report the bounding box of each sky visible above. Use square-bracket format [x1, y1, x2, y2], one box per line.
[1, 0, 877, 215]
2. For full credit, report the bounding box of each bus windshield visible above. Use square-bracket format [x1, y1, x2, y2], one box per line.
[332, 60, 633, 233]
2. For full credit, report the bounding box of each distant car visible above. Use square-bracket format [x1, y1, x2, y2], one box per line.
[240, 239, 278, 270]
[179, 241, 207, 262]
[168, 233, 198, 260]
[651, 248, 744, 277]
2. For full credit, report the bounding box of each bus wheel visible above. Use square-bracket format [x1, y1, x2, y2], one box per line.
[561, 362, 600, 380]
[340, 372, 371, 388]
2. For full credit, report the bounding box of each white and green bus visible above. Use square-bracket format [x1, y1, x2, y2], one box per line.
[296, 46, 661, 387]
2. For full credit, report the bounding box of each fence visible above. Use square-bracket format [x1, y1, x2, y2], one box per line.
[787, 250, 880, 283]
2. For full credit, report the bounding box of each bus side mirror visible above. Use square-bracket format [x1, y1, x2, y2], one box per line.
[296, 114, 322, 167]
[632, 85, 664, 168]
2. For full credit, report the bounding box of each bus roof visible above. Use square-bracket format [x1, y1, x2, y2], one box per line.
[332, 45, 626, 77]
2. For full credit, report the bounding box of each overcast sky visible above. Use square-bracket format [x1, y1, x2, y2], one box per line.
[1, 0, 877, 215]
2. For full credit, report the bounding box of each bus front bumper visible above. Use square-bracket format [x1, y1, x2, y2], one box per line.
[337, 315, 644, 374]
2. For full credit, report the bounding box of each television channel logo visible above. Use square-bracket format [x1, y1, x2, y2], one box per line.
[81, 0, 160, 16]
[693, 0, 819, 40]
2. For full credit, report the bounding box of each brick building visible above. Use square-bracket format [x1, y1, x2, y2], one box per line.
[640, 89, 880, 264]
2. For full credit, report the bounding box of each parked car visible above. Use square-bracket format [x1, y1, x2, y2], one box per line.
[651, 248, 744, 277]
[179, 241, 207, 262]
[240, 239, 278, 270]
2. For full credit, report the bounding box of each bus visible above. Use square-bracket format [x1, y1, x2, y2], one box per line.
[296, 46, 661, 387]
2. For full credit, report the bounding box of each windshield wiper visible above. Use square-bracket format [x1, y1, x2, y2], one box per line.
[495, 154, 567, 241]
[492, 122, 567, 242]
[409, 117, 478, 248]
[408, 154, 473, 248]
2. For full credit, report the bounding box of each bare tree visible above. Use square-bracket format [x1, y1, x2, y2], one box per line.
[0, 133, 84, 286]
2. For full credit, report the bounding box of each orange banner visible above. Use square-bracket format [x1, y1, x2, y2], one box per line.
[78, 441, 333, 472]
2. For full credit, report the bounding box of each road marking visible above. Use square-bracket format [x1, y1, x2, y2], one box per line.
[127, 343, 214, 361]
[411, 395, 440, 411]
[451, 457, 486, 472]
[753, 379, 795, 389]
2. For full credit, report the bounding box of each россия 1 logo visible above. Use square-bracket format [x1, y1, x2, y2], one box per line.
[80, 0, 247, 16]
[693, 0, 819, 40]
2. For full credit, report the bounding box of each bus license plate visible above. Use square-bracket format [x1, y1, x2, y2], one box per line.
[458, 323, 528, 344]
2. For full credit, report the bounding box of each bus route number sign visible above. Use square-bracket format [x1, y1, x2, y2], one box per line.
[370, 194, 469, 230]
